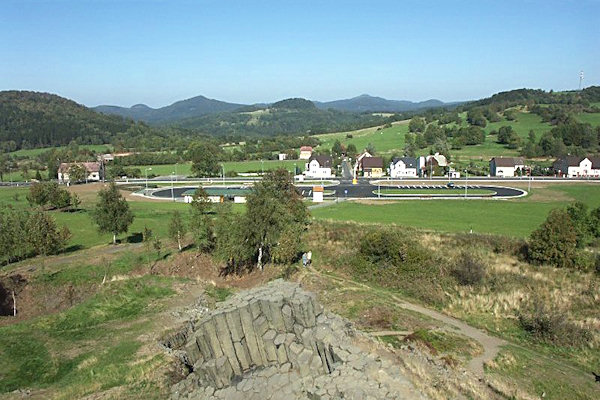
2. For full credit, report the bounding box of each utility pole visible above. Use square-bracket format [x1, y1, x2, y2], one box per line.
[171, 172, 175, 201]
[464, 170, 468, 199]
[145, 167, 152, 191]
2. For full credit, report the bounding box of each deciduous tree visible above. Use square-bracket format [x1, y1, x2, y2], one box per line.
[528, 209, 577, 268]
[168, 210, 187, 251]
[92, 183, 134, 244]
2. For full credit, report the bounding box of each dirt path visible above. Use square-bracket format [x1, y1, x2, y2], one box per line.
[387, 294, 507, 376]
[304, 268, 507, 377]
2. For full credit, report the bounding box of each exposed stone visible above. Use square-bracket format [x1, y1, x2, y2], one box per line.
[169, 279, 426, 399]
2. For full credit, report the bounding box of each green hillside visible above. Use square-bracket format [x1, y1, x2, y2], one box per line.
[174, 99, 388, 137]
[0, 91, 133, 152]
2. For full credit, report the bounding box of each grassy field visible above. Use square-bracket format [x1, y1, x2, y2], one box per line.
[575, 111, 600, 125]
[376, 188, 494, 195]
[313, 184, 600, 237]
[0, 186, 199, 250]
[316, 121, 408, 155]
[135, 159, 300, 177]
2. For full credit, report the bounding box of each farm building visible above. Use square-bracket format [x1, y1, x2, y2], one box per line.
[421, 153, 448, 177]
[490, 157, 526, 177]
[58, 162, 104, 183]
[553, 156, 600, 178]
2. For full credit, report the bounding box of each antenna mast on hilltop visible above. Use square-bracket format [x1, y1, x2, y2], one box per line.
[579, 70, 584, 90]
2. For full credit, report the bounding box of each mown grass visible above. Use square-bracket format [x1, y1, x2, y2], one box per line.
[312, 184, 600, 237]
[134, 159, 300, 177]
[0, 274, 175, 398]
[376, 188, 494, 195]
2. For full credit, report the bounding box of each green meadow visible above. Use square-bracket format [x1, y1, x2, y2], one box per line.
[314, 110, 600, 160]
[134, 159, 300, 177]
[316, 122, 408, 155]
[312, 184, 600, 238]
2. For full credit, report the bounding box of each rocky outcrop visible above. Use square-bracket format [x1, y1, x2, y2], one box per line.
[170, 280, 426, 400]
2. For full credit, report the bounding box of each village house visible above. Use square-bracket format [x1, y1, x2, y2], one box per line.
[58, 162, 104, 183]
[490, 157, 526, 177]
[361, 157, 384, 177]
[304, 155, 333, 178]
[420, 153, 448, 176]
[553, 156, 600, 177]
[97, 153, 114, 162]
[299, 146, 313, 160]
[353, 151, 373, 176]
[389, 157, 418, 178]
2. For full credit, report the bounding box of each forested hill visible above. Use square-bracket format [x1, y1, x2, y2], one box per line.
[94, 95, 245, 124]
[0, 91, 134, 152]
[467, 86, 600, 109]
[314, 94, 447, 112]
[173, 98, 389, 136]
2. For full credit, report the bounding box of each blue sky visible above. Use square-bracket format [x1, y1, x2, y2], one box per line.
[1, 0, 598, 107]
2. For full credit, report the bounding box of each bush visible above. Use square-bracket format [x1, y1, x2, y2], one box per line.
[450, 233, 527, 258]
[595, 253, 600, 275]
[355, 228, 448, 306]
[518, 298, 591, 346]
[573, 251, 595, 271]
[452, 250, 486, 285]
[26, 181, 74, 210]
[528, 209, 578, 268]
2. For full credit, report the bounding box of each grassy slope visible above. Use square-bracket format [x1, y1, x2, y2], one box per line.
[313, 111, 600, 160]
[0, 187, 200, 249]
[0, 252, 177, 399]
[312, 184, 600, 237]
[316, 122, 408, 155]
[8, 144, 113, 158]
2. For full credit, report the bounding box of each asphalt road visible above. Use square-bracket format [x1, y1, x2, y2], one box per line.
[150, 180, 526, 200]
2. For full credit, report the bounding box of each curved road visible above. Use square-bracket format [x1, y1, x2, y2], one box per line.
[149, 181, 526, 200]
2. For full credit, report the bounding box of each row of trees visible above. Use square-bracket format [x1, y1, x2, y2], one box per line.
[0, 208, 71, 265]
[27, 182, 80, 210]
[167, 169, 309, 273]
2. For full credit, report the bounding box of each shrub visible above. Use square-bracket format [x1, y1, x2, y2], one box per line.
[26, 181, 74, 210]
[355, 228, 448, 306]
[452, 250, 486, 286]
[451, 233, 527, 258]
[518, 298, 591, 346]
[573, 251, 595, 271]
[595, 253, 600, 275]
[528, 209, 578, 268]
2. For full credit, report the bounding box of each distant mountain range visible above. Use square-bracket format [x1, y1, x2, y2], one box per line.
[314, 94, 448, 113]
[94, 95, 245, 125]
[94, 94, 452, 125]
